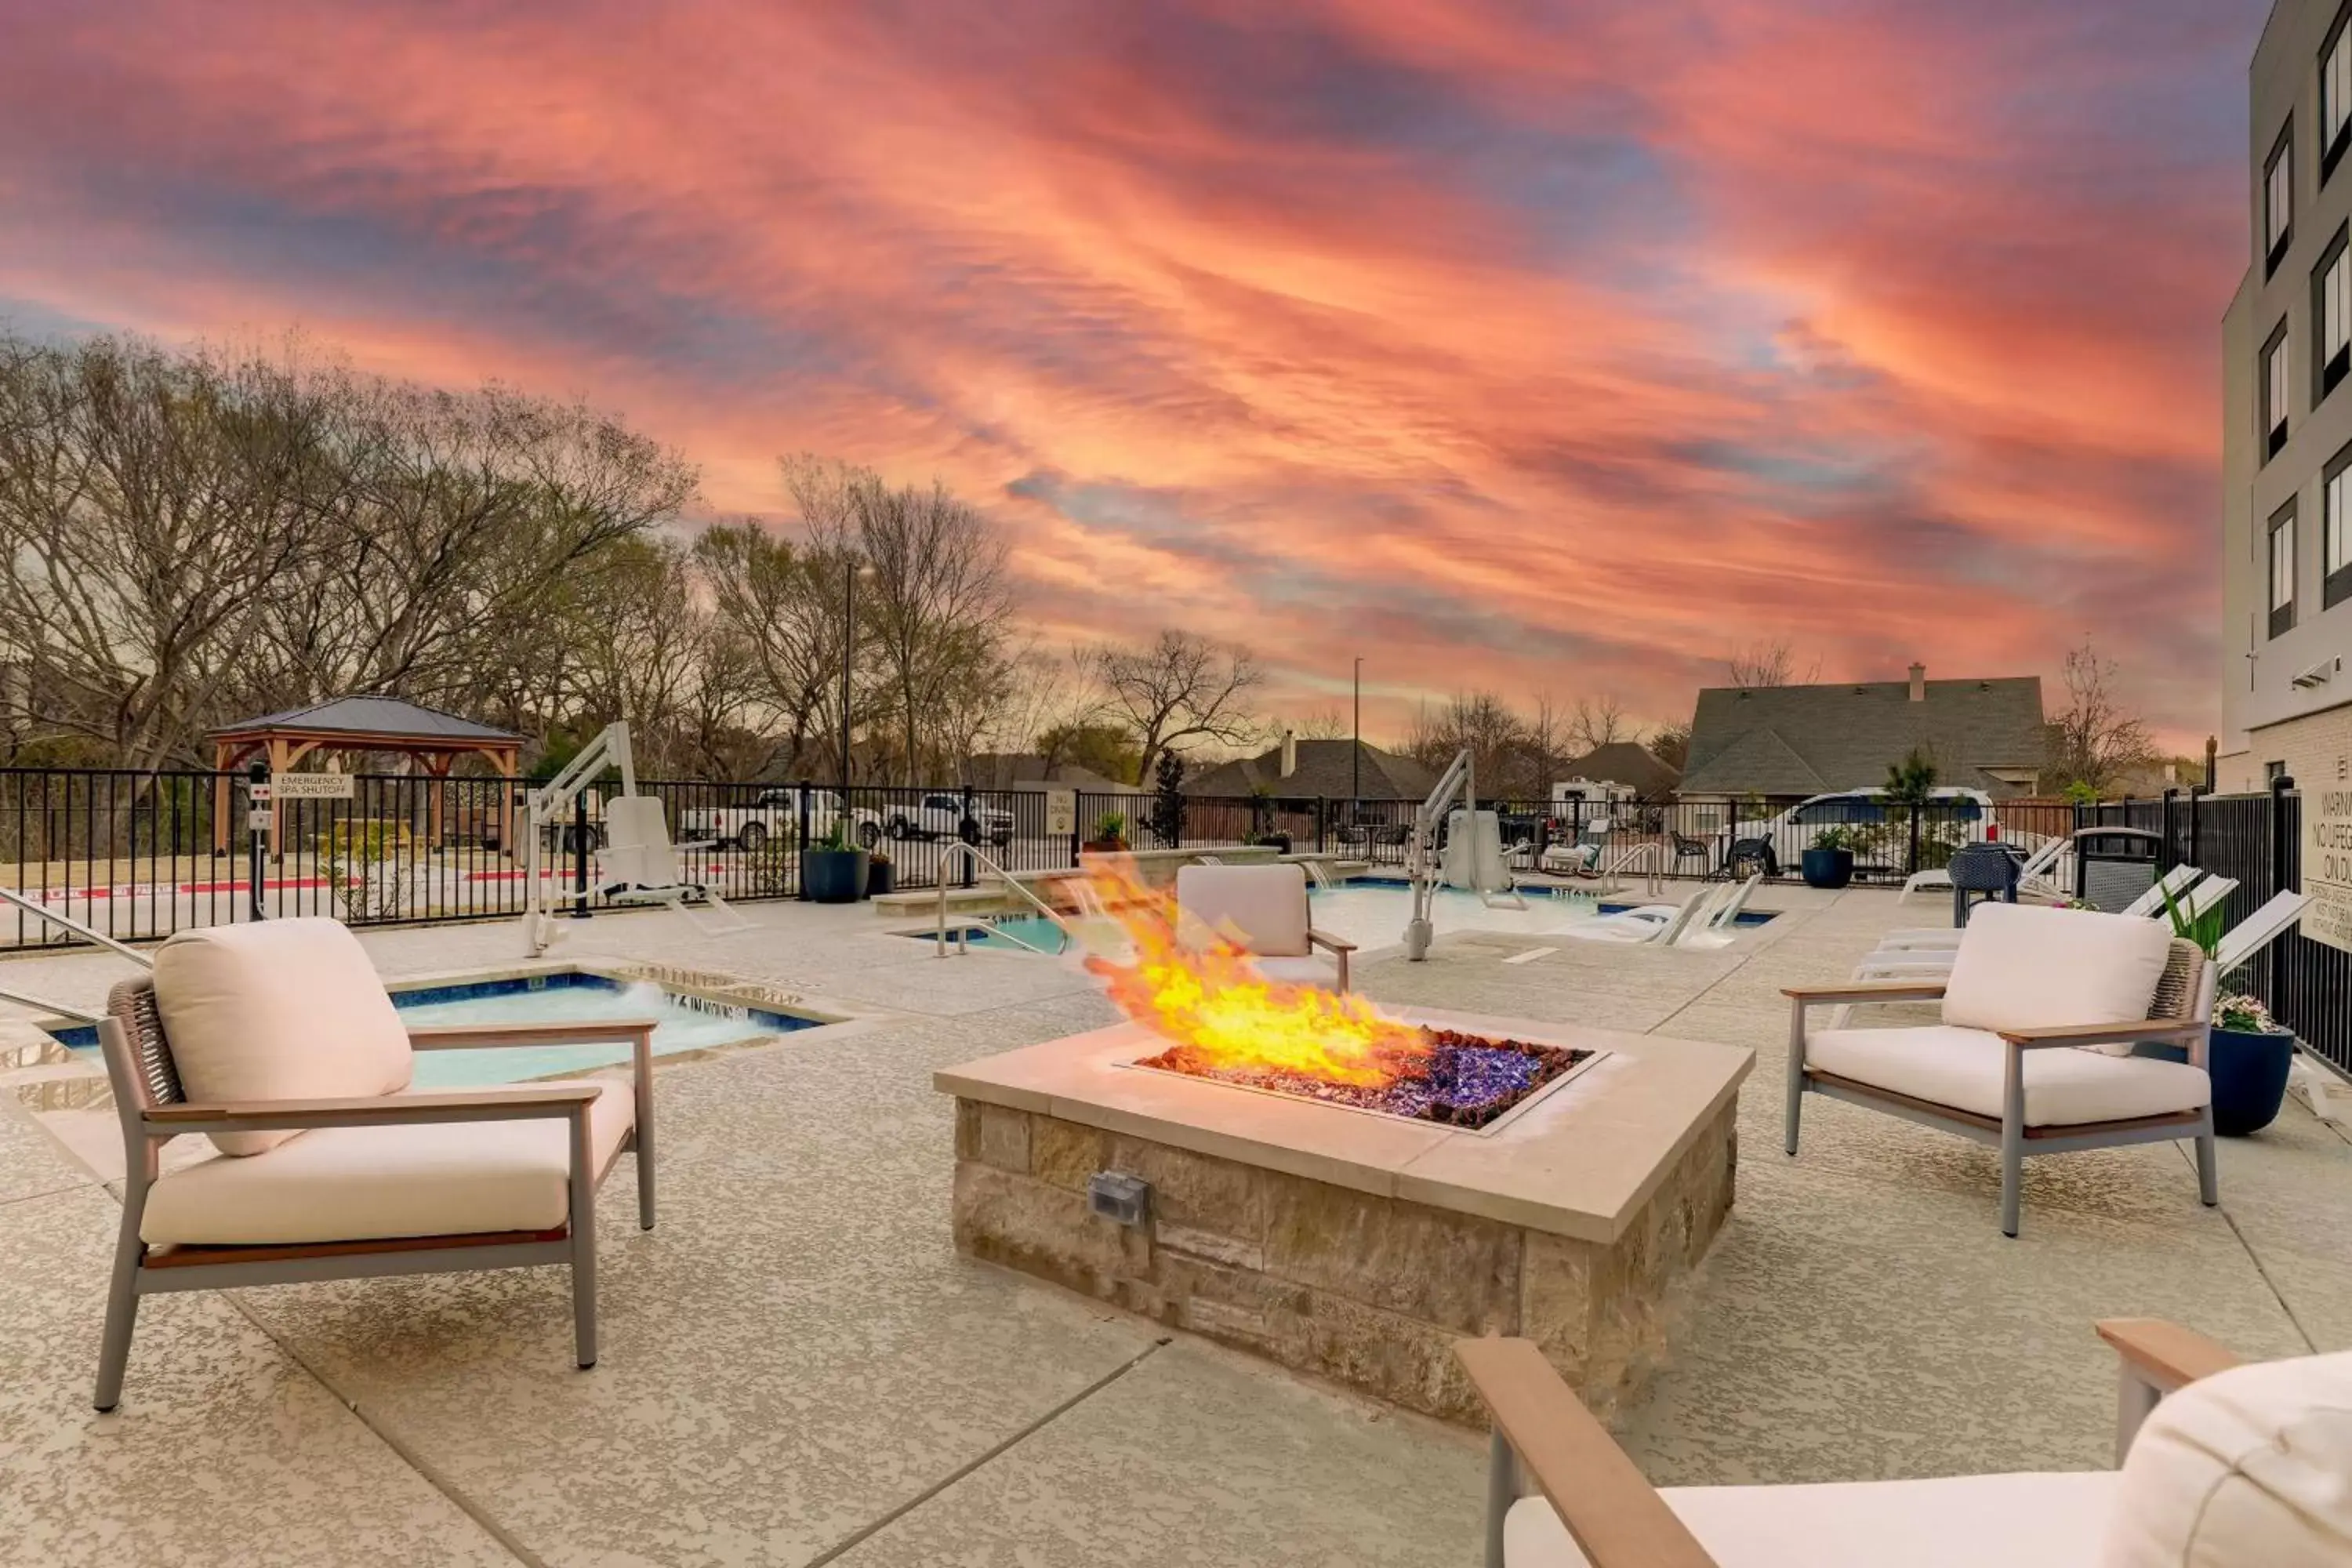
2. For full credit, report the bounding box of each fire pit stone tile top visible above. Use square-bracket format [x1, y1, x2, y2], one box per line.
[937, 1007, 1752, 1425]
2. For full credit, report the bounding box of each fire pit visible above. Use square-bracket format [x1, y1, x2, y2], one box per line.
[1138, 1027, 1598, 1129]
[937, 864, 1752, 1424]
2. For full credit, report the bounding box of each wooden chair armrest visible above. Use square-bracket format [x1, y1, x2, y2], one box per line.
[144, 1083, 601, 1134]
[1454, 1338, 1717, 1568]
[1784, 980, 1948, 1004]
[1995, 1018, 2205, 1048]
[406, 1019, 660, 1051]
[1306, 928, 1358, 953]
[2096, 1317, 2243, 1393]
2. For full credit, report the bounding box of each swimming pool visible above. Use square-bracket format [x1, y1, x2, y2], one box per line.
[912, 879, 1773, 956]
[48, 971, 819, 1089]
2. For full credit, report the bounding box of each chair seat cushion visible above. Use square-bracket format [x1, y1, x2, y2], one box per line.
[1253, 955, 1341, 990]
[152, 918, 414, 1157]
[140, 1079, 634, 1246]
[1504, 1470, 2116, 1568]
[1807, 1025, 2210, 1127]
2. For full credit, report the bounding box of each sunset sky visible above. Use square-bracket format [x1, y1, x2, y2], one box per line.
[0, 1, 2270, 746]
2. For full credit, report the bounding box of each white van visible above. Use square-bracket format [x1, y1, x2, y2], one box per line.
[1721, 788, 1998, 877]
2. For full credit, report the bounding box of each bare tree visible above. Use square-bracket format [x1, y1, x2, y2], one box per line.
[1296, 706, 1350, 741]
[1405, 691, 1527, 793]
[1725, 639, 1819, 689]
[695, 516, 857, 778]
[1094, 630, 1263, 784]
[1567, 693, 1636, 753]
[2045, 640, 2157, 796]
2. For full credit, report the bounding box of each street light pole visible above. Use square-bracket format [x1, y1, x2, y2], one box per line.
[1352, 656, 1362, 806]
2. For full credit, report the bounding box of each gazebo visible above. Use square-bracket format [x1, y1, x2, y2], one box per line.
[209, 696, 524, 855]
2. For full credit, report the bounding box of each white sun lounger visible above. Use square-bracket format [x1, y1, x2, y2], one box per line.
[1898, 833, 2073, 906]
[1558, 884, 1719, 946]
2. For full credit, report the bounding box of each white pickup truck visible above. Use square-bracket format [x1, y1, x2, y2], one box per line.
[882, 793, 1017, 847]
[677, 788, 884, 852]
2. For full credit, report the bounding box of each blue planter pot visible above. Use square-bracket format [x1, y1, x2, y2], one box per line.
[1798, 848, 1854, 890]
[2133, 1027, 2294, 1136]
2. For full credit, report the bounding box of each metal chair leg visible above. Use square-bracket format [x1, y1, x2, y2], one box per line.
[569, 1111, 599, 1370]
[2195, 1124, 2219, 1208]
[93, 1220, 144, 1412]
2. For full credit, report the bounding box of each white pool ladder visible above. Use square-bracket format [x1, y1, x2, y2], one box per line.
[1599, 842, 1665, 898]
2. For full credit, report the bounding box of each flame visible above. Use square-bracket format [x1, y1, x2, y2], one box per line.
[1075, 858, 1428, 1088]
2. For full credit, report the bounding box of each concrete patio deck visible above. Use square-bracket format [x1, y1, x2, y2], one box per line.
[1, 886, 2345, 1565]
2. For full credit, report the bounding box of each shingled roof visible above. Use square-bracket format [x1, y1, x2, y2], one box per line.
[1680, 677, 2045, 798]
[1561, 742, 1682, 801]
[1180, 739, 1438, 801]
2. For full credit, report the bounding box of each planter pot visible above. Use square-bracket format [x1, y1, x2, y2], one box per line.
[1798, 848, 1855, 890]
[1258, 833, 1293, 855]
[866, 858, 896, 897]
[1081, 838, 1128, 854]
[2135, 1028, 2295, 1136]
[804, 847, 870, 904]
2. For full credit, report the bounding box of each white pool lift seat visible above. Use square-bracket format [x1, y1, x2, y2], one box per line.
[595, 797, 751, 938]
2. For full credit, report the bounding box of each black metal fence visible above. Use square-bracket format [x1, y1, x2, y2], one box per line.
[0, 766, 2339, 1073]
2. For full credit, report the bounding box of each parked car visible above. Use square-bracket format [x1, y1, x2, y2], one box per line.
[1719, 788, 1997, 877]
[677, 788, 884, 852]
[884, 793, 1016, 848]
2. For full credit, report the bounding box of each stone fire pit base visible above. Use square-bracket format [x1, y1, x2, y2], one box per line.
[941, 1014, 1749, 1426]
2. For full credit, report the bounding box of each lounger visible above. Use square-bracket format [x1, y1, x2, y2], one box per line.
[91, 918, 657, 1410]
[1899, 833, 2071, 905]
[1558, 885, 1718, 947]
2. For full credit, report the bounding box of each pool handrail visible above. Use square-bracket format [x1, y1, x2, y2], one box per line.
[0, 885, 154, 971]
[935, 843, 1080, 957]
[1600, 842, 1665, 897]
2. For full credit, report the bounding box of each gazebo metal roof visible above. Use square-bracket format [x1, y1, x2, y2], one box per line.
[211, 695, 521, 746]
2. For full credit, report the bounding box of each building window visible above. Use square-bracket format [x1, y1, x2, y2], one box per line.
[2268, 122, 2295, 274]
[2267, 759, 2288, 785]
[2272, 500, 2299, 638]
[2317, 227, 2350, 399]
[2264, 321, 2292, 458]
[2329, 9, 2352, 177]
[2331, 441, 2352, 608]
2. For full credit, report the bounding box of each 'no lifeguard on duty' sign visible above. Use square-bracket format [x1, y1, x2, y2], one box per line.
[2309, 769, 2352, 956]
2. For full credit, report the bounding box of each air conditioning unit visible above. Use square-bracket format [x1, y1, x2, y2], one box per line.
[2292, 659, 2339, 689]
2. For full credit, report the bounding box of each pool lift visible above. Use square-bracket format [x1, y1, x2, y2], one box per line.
[1403, 748, 1525, 962]
[521, 720, 750, 954]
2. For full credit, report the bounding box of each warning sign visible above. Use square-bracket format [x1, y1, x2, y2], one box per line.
[1043, 787, 1076, 838]
[2308, 774, 2352, 956]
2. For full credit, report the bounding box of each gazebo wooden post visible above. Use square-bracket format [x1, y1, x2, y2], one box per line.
[266, 739, 292, 859]
[425, 754, 453, 849]
[483, 745, 521, 858]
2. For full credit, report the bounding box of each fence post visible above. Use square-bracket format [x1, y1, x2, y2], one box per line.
[1315, 797, 1327, 855]
[245, 761, 269, 922]
[570, 790, 593, 920]
[1907, 806, 1921, 879]
[796, 782, 813, 901]
[961, 784, 978, 888]
[2270, 774, 2296, 1004]
[2161, 788, 2178, 873]
[2187, 788, 2201, 873]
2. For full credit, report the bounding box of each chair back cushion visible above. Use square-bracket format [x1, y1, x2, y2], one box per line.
[152, 918, 413, 1156]
[1941, 903, 2172, 1036]
[2103, 1350, 2352, 1566]
[1175, 864, 1312, 957]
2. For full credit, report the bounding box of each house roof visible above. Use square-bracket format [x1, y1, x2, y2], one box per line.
[960, 753, 1145, 793]
[1679, 677, 2045, 797]
[1180, 739, 1438, 800]
[1562, 742, 1682, 800]
[211, 695, 521, 745]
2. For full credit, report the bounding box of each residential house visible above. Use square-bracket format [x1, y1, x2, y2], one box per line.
[1679, 664, 2046, 815]
[1179, 737, 1437, 803]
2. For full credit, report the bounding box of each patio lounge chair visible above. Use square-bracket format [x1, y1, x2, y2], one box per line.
[1786, 902, 2215, 1236]
[1898, 833, 2071, 905]
[1578, 875, 1762, 948]
[1174, 863, 1356, 991]
[595, 795, 753, 937]
[1854, 873, 2240, 980]
[1457, 1318, 2352, 1567]
[1557, 884, 1719, 947]
[91, 918, 657, 1410]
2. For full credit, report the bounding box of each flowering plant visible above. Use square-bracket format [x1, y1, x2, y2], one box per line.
[2050, 895, 2098, 912]
[2215, 994, 2290, 1035]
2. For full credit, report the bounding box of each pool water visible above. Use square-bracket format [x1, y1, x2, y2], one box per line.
[924, 880, 1773, 956]
[52, 972, 815, 1089]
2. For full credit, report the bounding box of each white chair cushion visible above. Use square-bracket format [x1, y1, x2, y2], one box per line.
[2103, 1351, 2352, 1567]
[1505, 1470, 2116, 1567]
[1176, 865, 1312, 957]
[152, 918, 413, 1157]
[1807, 1025, 2211, 1127]
[1941, 904, 2172, 1036]
[140, 1079, 634, 1245]
[1252, 955, 1341, 991]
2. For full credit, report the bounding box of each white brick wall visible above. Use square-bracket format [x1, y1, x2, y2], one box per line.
[2227, 701, 2352, 794]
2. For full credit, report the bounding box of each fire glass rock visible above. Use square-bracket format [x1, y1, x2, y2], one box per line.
[1139, 1026, 1592, 1129]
